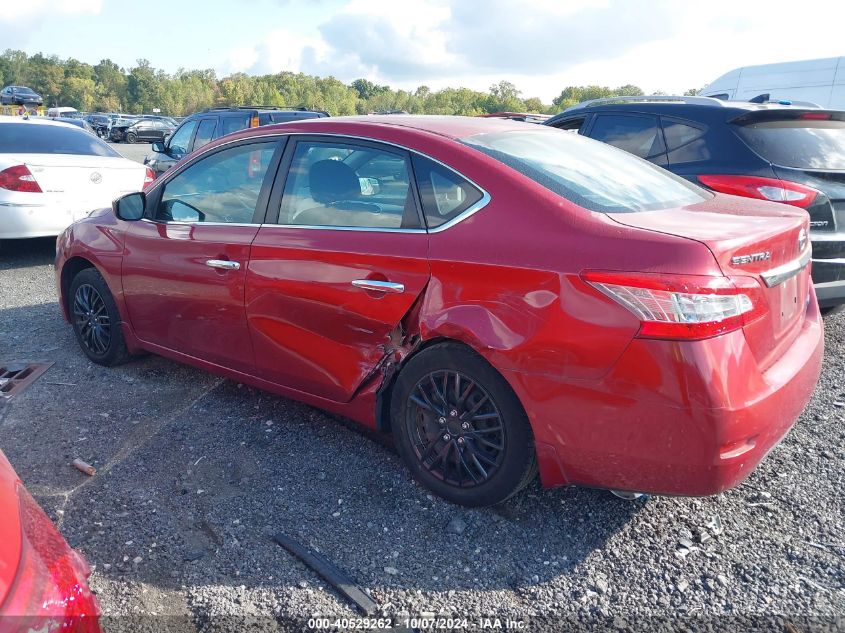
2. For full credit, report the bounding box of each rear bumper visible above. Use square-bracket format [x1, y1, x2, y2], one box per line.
[508, 295, 824, 496]
[0, 201, 99, 239]
[812, 258, 845, 308]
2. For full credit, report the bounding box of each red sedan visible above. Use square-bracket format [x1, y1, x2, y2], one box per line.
[55, 116, 823, 506]
[0, 450, 101, 631]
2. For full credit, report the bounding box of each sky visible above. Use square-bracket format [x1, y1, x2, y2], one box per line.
[2, 0, 845, 103]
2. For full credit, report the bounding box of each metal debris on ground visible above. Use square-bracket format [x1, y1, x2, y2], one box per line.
[72, 458, 97, 476]
[0, 361, 54, 400]
[272, 532, 379, 615]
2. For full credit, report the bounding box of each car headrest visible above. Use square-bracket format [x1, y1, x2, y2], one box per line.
[309, 160, 359, 205]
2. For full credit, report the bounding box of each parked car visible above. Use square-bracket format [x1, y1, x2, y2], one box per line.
[47, 107, 80, 118]
[143, 106, 329, 177]
[52, 117, 98, 135]
[114, 118, 175, 144]
[84, 114, 112, 139]
[56, 116, 822, 506]
[0, 448, 101, 631]
[0, 117, 153, 240]
[545, 96, 845, 313]
[478, 111, 550, 123]
[105, 114, 137, 142]
[0, 85, 43, 106]
[701, 56, 845, 109]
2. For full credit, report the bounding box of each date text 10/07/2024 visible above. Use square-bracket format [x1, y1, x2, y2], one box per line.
[306, 617, 527, 630]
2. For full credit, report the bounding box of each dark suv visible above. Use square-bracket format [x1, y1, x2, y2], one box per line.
[546, 96, 845, 311]
[144, 106, 329, 176]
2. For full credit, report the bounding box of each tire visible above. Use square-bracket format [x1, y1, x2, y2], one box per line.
[69, 268, 131, 366]
[126, 132, 137, 144]
[391, 342, 537, 507]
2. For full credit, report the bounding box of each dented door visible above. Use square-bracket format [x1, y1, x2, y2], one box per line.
[244, 136, 429, 402]
[245, 228, 429, 402]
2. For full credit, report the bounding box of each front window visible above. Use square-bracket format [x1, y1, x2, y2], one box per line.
[156, 142, 277, 224]
[168, 120, 197, 155]
[462, 129, 708, 213]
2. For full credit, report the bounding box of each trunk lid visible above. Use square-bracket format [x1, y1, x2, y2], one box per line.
[609, 194, 811, 369]
[14, 153, 145, 219]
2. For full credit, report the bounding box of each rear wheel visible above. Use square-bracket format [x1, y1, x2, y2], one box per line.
[125, 131, 137, 144]
[69, 268, 131, 366]
[391, 343, 537, 507]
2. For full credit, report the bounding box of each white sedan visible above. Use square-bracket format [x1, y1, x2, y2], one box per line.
[0, 117, 152, 240]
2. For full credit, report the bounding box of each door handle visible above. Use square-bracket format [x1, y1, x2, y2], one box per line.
[351, 279, 405, 294]
[206, 259, 241, 271]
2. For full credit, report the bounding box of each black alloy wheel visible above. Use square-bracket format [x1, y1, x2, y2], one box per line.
[68, 268, 131, 366]
[406, 369, 506, 487]
[391, 343, 537, 507]
[73, 283, 111, 356]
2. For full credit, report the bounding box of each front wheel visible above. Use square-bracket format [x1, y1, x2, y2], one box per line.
[125, 132, 137, 144]
[69, 268, 131, 366]
[391, 343, 537, 507]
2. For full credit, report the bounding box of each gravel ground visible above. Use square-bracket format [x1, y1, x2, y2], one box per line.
[0, 237, 843, 632]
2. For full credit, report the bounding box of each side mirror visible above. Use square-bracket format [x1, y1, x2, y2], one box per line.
[359, 177, 380, 196]
[151, 141, 166, 153]
[114, 192, 146, 221]
[166, 199, 206, 223]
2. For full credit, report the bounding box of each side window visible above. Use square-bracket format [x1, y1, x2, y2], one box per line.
[220, 115, 250, 136]
[411, 155, 484, 229]
[590, 114, 666, 163]
[193, 118, 217, 151]
[553, 117, 587, 133]
[156, 142, 277, 224]
[662, 119, 710, 164]
[168, 120, 197, 155]
[279, 140, 418, 229]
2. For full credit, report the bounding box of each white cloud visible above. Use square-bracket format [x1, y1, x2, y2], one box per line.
[0, 0, 103, 21]
[219, 0, 845, 102]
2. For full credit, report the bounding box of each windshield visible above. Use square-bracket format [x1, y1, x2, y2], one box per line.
[0, 123, 120, 157]
[735, 119, 845, 170]
[461, 129, 708, 213]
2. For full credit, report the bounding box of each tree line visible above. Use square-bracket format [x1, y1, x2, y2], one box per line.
[0, 49, 694, 117]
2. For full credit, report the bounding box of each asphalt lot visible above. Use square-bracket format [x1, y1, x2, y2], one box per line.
[109, 141, 152, 164]
[0, 168, 844, 629]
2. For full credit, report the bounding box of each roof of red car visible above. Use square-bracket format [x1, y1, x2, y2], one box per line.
[267, 114, 538, 140]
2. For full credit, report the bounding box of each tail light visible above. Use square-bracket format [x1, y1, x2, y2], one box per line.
[582, 271, 765, 340]
[0, 486, 101, 631]
[698, 174, 819, 209]
[0, 165, 42, 193]
[250, 115, 260, 128]
[143, 166, 155, 187]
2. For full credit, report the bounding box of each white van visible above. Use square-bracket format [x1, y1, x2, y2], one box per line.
[702, 57, 845, 110]
[46, 106, 79, 117]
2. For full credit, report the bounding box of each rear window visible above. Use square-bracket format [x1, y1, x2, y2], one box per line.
[0, 123, 119, 157]
[735, 119, 845, 169]
[462, 129, 708, 213]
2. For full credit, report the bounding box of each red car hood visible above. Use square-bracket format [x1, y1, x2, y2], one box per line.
[0, 450, 23, 609]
